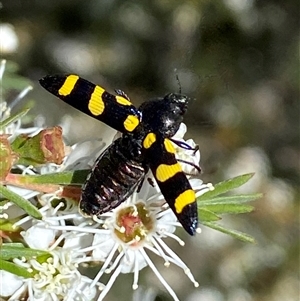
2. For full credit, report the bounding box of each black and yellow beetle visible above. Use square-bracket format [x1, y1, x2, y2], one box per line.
[39, 74, 199, 235]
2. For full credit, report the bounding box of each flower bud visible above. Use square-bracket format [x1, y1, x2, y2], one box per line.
[11, 126, 65, 166]
[0, 135, 18, 181]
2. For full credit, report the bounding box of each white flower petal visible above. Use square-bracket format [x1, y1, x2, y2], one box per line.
[174, 123, 187, 139]
[120, 249, 147, 274]
[77, 276, 98, 300]
[64, 139, 107, 170]
[0, 270, 23, 297]
[30, 294, 51, 301]
[21, 224, 56, 249]
[64, 233, 94, 249]
[92, 233, 116, 260]
[156, 209, 177, 234]
[189, 178, 204, 188]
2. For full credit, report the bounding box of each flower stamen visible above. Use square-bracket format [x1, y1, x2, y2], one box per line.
[90, 242, 119, 288]
[97, 265, 122, 301]
[132, 253, 140, 290]
[139, 248, 180, 301]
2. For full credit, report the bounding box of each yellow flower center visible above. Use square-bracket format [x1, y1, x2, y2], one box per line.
[114, 202, 154, 244]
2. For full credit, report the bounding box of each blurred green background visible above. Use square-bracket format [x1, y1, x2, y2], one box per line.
[1, 0, 299, 301]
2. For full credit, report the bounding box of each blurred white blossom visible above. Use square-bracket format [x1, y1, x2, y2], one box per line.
[0, 23, 19, 53]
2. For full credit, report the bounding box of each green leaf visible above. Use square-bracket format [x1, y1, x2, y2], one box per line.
[202, 221, 256, 243]
[198, 193, 263, 206]
[198, 208, 221, 222]
[202, 203, 254, 214]
[14, 170, 89, 185]
[198, 173, 255, 201]
[0, 108, 30, 129]
[0, 185, 42, 219]
[0, 258, 33, 278]
[0, 244, 49, 261]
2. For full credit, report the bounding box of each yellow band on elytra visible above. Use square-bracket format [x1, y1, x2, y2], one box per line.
[88, 85, 105, 115]
[156, 163, 182, 182]
[58, 75, 79, 96]
[174, 189, 195, 213]
[143, 132, 156, 149]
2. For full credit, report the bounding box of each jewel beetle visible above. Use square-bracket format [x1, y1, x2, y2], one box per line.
[39, 74, 199, 235]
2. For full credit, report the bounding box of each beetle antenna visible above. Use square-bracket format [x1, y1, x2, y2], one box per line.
[176, 74, 182, 94]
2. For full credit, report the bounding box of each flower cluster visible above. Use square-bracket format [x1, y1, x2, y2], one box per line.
[15, 173, 211, 301]
[0, 60, 215, 301]
[5, 130, 211, 301]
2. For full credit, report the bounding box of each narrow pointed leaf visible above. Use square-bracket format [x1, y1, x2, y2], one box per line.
[202, 203, 254, 214]
[202, 221, 256, 243]
[198, 208, 221, 222]
[198, 193, 263, 206]
[0, 108, 30, 129]
[10, 170, 89, 185]
[198, 173, 255, 201]
[0, 258, 32, 278]
[0, 185, 41, 219]
[0, 244, 49, 260]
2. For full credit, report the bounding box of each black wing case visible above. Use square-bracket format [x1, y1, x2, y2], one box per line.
[142, 134, 198, 235]
[39, 74, 141, 133]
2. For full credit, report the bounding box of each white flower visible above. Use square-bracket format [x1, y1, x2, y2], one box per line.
[27, 122, 212, 301]
[12, 121, 213, 301]
[1, 249, 98, 301]
[39, 174, 213, 301]
[0, 23, 19, 53]
[2, 196, 99, 300]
